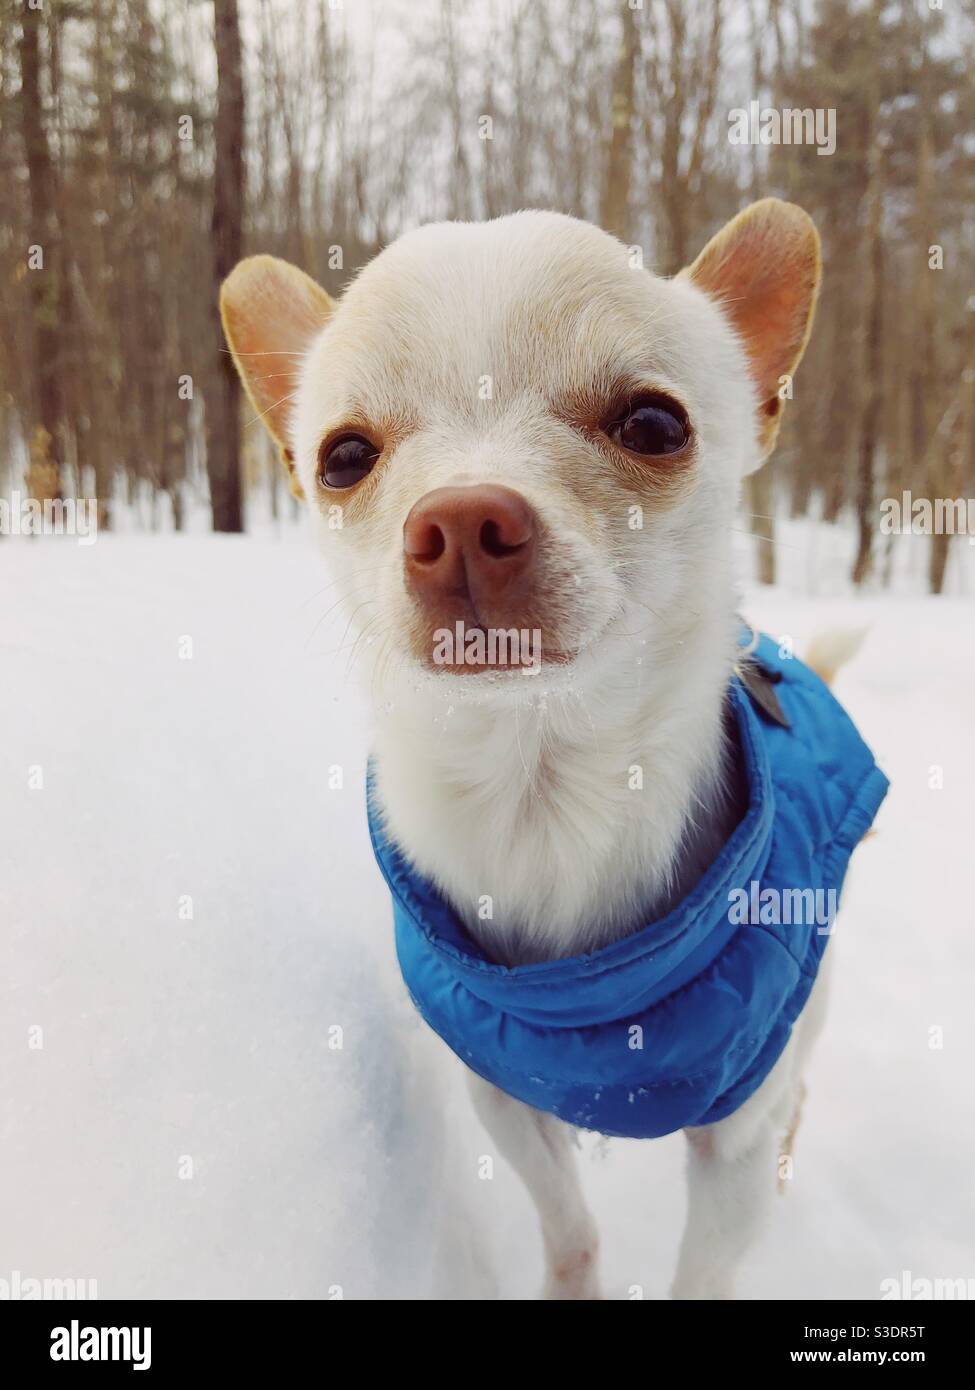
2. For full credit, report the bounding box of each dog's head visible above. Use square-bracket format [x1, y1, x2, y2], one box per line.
[222, 202, 819, 693]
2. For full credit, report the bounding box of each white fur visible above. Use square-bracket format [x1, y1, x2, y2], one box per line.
[282, 211, 821, 1297]
[293, 213, 755, 960]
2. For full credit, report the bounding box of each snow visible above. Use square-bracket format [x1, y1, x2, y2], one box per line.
[1, 525, 972, 1300]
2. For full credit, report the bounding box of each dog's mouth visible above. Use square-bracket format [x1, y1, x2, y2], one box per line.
[395, 555, 634, 683]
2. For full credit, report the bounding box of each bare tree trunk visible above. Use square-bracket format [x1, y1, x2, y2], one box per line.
[658, 1, 688, 275]
[851, 3, 884, 587]
[208, 0, 245, 533]
[654, 0, 722, 276]
[911, 12, 936, 486]
[913, 21, 947, 590]
[745, 0, 775, 584]
[19, 5, 65, 500]
[927, 300, 975, 594]
[442, 0, 473, 221]
[599, 1, 638, 242]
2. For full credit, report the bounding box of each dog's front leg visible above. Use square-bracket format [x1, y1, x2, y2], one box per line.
[671, 1113, 781, 1300]
[467, 1072, 602, 1300]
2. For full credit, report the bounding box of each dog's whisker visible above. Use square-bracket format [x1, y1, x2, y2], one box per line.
[245, 390, 300, 429]
[219, 347, 308, 357]
[296, 560, 401, 612]
[305, 591, 379, 655]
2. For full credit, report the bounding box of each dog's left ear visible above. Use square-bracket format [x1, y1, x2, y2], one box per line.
[681, 198, 821, 465]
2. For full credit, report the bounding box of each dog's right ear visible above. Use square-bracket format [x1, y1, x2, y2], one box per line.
[680, 199, 821, 467]
[220, 256, 335, 501]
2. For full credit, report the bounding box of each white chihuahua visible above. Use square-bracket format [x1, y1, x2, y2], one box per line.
[221, 201, 886, 1300]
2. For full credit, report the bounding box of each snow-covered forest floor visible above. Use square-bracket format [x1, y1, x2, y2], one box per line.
[2, 522, 973, 1299]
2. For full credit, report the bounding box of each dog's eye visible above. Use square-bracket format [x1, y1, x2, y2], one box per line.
[609, 397, 688, 456]
[319, 435, 380, 489]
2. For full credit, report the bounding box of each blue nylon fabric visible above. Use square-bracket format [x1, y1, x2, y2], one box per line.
[367, 634, 889, 1138]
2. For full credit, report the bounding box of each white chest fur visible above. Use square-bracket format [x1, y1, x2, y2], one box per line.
[372, 618, 740, 965]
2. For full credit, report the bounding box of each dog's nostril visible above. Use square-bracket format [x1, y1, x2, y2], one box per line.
[479, 518, 529, 559]
[422, 524, 446, 563]
[407, 522, 446, 564]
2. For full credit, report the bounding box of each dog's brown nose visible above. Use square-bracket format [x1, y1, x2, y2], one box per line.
[403, 484, 537, 616]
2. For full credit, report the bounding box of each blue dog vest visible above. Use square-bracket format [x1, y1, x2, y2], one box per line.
[368, 634, 889, 1139]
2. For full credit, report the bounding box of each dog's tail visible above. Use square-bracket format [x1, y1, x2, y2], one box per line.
[804, 627, 866, 688]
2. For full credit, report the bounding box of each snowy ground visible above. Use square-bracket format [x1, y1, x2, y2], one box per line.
[2, 524, 973, 1300]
